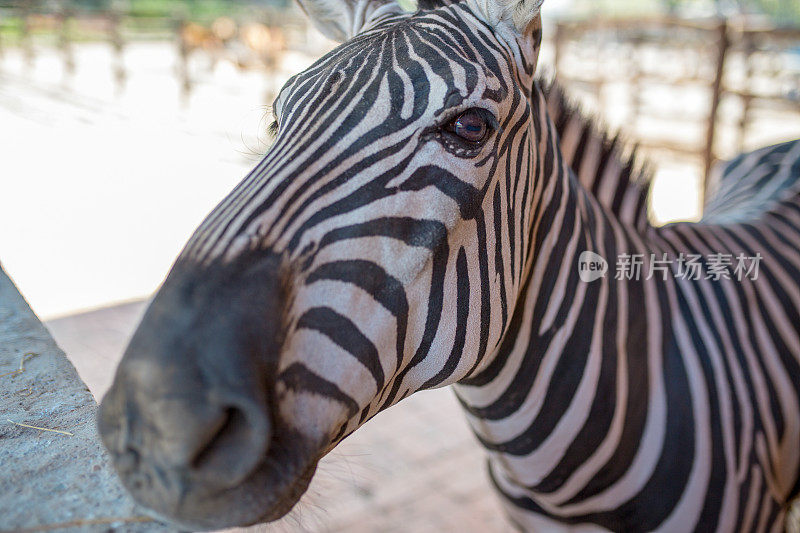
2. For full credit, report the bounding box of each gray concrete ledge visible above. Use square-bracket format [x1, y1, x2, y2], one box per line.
[0, 265, 173, 532]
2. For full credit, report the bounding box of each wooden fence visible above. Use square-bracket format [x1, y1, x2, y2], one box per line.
[0, 1, 307, 99]
[551, 17, 800, 188]
[1, 3, 799, 187]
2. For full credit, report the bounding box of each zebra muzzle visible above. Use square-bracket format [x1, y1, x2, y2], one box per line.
[97, 253, 323, 529]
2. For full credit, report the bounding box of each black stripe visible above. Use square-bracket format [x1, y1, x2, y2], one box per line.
[422, 247, 470, 389]
[278, 363, 359, 418]
[306, 260, 408, 370]
[296, 307, 385, 390]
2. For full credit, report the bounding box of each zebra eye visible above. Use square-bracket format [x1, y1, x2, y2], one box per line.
[448, 109, 489, 143]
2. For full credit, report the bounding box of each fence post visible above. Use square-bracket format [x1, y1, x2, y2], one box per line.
[553, 22, 564, 73]
[174, 13, 192, 103]
[702, 19, 729, 200]
[21, 0, 33, 68]
[57, 0, 75, 79]
[109, 1, 127, 93]
[737, 30, 755, 153]
[0, 7, 4, 62]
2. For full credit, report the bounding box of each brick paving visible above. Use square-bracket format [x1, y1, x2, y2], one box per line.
[45, 301, 510, 532]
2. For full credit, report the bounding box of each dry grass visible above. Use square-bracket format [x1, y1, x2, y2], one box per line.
[6, 419, 73, 437]
[0, 352, 38, 379]
[15, 516, 153, 532]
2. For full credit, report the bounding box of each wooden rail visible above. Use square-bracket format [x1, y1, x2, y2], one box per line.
[0, 1, 127, 89]
[551, 16, 800, 189]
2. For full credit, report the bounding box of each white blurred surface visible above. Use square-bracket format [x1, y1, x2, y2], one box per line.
[0, 42, 317, 318]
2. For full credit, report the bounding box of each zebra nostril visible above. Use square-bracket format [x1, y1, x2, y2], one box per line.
[186, 402, 272, 489]
[190, 407, 244, 469]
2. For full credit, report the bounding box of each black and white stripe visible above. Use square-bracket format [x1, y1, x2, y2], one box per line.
[166, 0, 800, 529]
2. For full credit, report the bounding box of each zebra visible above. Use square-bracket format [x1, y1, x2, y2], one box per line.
[97, 0, 800, 529]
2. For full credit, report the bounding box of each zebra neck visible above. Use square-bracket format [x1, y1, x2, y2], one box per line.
[454, 98, 665, 516]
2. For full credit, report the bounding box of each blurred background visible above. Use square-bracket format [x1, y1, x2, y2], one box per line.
[0, 0, 799, 530]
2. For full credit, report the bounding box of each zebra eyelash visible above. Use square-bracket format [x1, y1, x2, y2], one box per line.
[437, 106, 501, 133]
[268, 94, 284, 137]
[424, 107, 500, 157]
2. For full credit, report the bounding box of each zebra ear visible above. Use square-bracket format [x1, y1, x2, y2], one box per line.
[467, 0, 543, 35]
[296, 0, 407, 42]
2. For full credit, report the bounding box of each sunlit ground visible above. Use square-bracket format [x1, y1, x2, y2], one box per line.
[1, 41, 322, 318]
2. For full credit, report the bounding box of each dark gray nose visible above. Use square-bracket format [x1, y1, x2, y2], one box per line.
[173, 400, 270, 486]
[98, 356, 272, 498]
[97, 252, 288, 524]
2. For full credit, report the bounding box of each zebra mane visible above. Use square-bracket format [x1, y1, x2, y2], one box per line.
[540, 76, 654, 232]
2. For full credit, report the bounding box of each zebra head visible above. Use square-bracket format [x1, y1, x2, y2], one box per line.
[99, 0, 546, 528]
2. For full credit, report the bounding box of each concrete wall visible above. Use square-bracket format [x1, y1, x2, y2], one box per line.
[0, 265, 172, 532]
